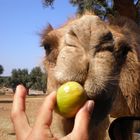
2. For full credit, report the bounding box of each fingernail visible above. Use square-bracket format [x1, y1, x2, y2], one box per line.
[87, 100, 94, 114]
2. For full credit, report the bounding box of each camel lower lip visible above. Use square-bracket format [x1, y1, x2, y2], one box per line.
[85, 90, 107, 101]
[84, 90, 96, 100]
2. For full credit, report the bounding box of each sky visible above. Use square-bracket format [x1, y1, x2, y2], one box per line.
[0, 0, 76, 76]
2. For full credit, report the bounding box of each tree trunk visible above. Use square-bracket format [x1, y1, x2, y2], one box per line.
[113, 0, 138, 22]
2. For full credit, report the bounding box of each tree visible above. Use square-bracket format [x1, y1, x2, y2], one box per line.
[70, 0, 114, 19]
[0, 65, 4, 75]
[30, 67, 47, 92]
[43, 0, 140, 23]
[10, 69, 30, 92]
[2, 76, 11, 87]
[0, 65, 4, 87]
[4, 67, 47, 93]
[43, 0, 54, 7]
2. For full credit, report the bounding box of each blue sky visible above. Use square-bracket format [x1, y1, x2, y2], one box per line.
[0, 0, 76, 76]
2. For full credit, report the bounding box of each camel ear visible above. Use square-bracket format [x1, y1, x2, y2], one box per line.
[45, 24, 53, 34]
[40, 24, 53, 46]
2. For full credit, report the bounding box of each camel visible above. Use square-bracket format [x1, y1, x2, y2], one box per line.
[41, 12, 140, 140]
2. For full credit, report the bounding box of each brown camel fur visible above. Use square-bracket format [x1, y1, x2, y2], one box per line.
[41, 13, 140, 140]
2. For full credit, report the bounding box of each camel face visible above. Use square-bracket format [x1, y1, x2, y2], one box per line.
[43, 14, 140, 110]
[41, 13, 140, 139]
[42, 15, 119, 102]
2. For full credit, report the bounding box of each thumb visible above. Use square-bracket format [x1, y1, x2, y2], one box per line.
[72, 100, 94, 140]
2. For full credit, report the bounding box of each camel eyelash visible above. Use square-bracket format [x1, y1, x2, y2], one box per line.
[43, 43, 53, 55]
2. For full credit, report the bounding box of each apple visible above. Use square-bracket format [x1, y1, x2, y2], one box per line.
[56, 81, 87, 118]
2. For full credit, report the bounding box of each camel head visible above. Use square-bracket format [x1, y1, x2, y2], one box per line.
[41, 13, 140, 124]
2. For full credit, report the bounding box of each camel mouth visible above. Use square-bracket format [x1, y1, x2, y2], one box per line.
[58, 81, 96, 99]
[85, 91, 103, 101]
[57, 80, 112, 102]
[85, 87, 116, 102]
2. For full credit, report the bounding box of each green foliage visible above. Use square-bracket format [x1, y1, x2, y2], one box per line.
[10, 69, 30, 91]
[43, 0, 55, 7]
[30, 67, 47, 92]
[0, 65, 4, 87]
[70, 0, 115, 19]
[0, 76, 10, 87]
[43, 0, 140, 22]
[0, 67, 47, 93]
[0, 65, 4, 75]
[2, 77, 11, 87]
[44, 0, 115, 18]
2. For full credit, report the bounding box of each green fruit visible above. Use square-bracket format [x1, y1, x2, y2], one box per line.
[56, 81, 87, 118]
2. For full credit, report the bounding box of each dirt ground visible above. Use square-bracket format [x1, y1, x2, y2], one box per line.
[0, 94, 45, 140]
[1, 94, 140, 140]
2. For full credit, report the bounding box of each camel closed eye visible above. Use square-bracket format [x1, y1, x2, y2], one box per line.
[43, 43, 53, 55]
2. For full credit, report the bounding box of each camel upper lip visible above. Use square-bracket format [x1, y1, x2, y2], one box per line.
[57, 80, 97, 100]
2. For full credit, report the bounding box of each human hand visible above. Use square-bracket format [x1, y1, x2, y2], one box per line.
[11, 85, 94, 140]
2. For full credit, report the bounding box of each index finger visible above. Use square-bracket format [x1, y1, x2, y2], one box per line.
[11, 85, 31, 140]
[35, 92, 56, 127]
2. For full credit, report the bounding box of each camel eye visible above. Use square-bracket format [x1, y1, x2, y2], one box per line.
[43, 43, 52, 55]
[102, 32, 113, 42]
